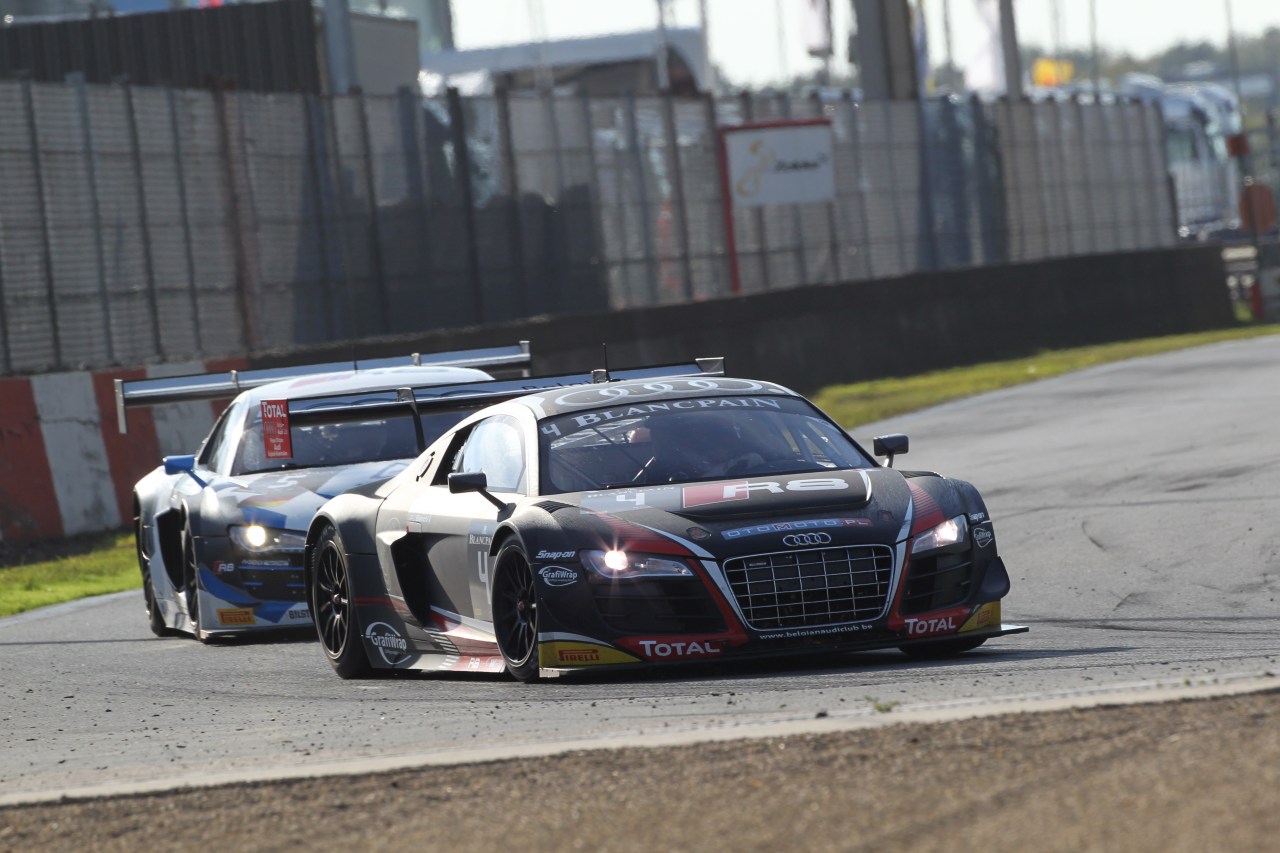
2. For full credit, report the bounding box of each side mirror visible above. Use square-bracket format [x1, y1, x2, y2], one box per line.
[448, 471, 507, 511]
[872, 434, 909, 468]
[163, 454, 207, 488]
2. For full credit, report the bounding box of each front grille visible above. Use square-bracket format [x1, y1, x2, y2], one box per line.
[723, 546, 894, 630]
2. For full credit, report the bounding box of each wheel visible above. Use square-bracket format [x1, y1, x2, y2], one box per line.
[181, 518, 211, 644]
[310, 524, 373, 679]
[492, 542, 540, 682]
[135, 507, 174, 637]
[898, 636, 987, 660]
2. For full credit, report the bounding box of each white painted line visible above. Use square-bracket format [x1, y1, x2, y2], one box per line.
[2, 670, 1273, 808]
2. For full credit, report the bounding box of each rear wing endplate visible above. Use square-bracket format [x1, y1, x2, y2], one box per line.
[115, 342, 531, 433]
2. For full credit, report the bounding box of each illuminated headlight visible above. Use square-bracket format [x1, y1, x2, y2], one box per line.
[230, 524, 305, 553]
[910, 515, 969, 555]
[580, 549, 695, 579]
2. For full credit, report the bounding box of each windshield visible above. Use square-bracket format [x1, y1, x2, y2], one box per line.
[232, 409, 465, 475]
[539, 395, 873, 494]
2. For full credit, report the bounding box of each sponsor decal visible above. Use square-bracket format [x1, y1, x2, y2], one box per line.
[782, 532, 832, 547]
[217, 608, 254, 626]
[552, 380, 773, 410]
[683, 477, 851, 509]
[365, 621, 411, 666]
[973, 528, 993, 548]
[538, 566, 579, 587]
[557, 647, 600, 664]
[468, 532, 493, 547]
[287, 607, 310, 620]
[213, 561, 235, 575]
[969, 511, 988, 523]
[635, 639, 723, 659]
[539, 641, 641, 667]
[904, 616, 957, 637]
[260, 399, 292, 459]
[687, 527, 712, 541]
[959, 601, 1001, 633]
[758, 623, 874, 640]
[536, 549, 577, 560]
[723, 517, 871, 539]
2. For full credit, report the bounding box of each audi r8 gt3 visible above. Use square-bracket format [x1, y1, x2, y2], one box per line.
[303, 360, 1025, 680]
[120, 345, 530, 642]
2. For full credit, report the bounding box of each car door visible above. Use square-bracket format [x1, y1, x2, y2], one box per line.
[401, 414, 530, 623]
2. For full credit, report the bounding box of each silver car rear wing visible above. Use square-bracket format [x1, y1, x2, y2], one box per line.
[115, 342, 532, 433]
[284, 357, 727, 421]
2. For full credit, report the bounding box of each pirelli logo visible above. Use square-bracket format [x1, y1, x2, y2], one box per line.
[217, 608, 254, 626]
[557, 648, 600, 664]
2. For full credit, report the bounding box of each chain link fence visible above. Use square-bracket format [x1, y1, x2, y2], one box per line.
[0, 78, 1177, 376]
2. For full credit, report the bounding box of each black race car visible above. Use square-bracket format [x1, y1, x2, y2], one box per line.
[303, 360, 1025, 680]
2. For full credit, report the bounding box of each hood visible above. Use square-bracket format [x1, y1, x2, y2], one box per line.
[561, 469, 914, 557]
[211, 459, 410, 531]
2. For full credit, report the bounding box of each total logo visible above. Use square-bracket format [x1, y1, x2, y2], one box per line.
[904, 616, 957, 637]
[365, 621, 411, 666]
[782, 532, 832, 547]
[636, 639, 723, 658]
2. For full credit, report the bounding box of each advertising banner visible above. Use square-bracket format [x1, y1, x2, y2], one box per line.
[721, 120, 836, 208]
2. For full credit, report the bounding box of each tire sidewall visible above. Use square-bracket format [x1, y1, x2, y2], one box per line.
[309, 524, 373, 679]
[492, 541, 540, 682]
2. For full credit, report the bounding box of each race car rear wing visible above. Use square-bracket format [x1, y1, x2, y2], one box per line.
[284, 357, 727, 423]
[114, 342, 531, 433]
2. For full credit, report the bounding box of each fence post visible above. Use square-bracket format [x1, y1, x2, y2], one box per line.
[577, 90, 608, 303]
[1073, 95, 1099, 255]
[914, 97, 940, 272]
[122, 79, 163, 359]
[354, 90, 390, 333]
[845, 95, 876, 279]
[1051, 97, 1077, 257]
[971, 95, 1005, 264]
[777, 93, 811, 286]
[212, 87, 258, 351]
[879, 99, 909, 274]
[1135, 100, 1165, 247]
[164, 88, 202, 355]
[1115, 99, 1141, 251]
[623, 91, 659, 305]
[20, 78, 61, 369]
[660, 91, 695, 300]
[740, 92, 772, 290]
[396, 84, 433, 307]
[303, 93, 338, 339]
[446, 86, 486, 323]
[492, 87, 531, 318]
[808, 91, 842, 283]
[68, 71, 115, 364]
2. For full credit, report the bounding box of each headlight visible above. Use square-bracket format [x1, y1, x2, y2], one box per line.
[229, 524, 305, 553]
[910, 515, 969, 555]
[580, 549, 695, 579]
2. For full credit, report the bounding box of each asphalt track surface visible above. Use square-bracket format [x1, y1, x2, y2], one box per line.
[2, 336, 1278, 805]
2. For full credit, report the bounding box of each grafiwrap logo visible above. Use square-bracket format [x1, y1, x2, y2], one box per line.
[365, 622, 410, 666]
[538, 566, 578, 587]
[782, 532, 832, 547]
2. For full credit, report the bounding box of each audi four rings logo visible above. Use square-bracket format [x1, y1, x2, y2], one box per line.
[782, 532, 832, 547]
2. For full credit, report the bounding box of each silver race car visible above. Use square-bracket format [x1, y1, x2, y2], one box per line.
[120, 345, 530, 642]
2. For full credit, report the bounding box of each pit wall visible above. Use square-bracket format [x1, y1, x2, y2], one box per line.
[0, 246, 1230, 543]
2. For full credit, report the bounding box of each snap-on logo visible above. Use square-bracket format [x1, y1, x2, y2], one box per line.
[782, 532, 832, 547]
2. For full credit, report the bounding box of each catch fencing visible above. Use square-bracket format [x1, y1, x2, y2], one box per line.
[0, 78, 1177, 376]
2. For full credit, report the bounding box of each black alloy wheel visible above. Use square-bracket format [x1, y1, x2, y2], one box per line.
[898, 636, 987, 659]
[181, 519, 211, 644]
[492, 542, 539, 682]
[310, 524, 373, 679]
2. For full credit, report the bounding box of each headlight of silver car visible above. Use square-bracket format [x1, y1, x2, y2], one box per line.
[580, 549, 695, 579]
[229, 524, 306, 553]
[910, 515, 969, 555]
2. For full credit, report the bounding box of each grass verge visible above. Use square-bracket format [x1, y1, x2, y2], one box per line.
[2, 323, 1278, 619]
[813, 324, 1280, 429]
[0, 531, 138, 618]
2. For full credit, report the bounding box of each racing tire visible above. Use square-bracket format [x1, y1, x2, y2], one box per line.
[492, 542, 540, 683]
[310, 524, 374, 679]
[181, 518, 211, 644]
[898, 636, 987, 659]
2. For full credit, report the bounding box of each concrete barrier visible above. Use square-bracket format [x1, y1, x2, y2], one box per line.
[0, 246, 1230, 543]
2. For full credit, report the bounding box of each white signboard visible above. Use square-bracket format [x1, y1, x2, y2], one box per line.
[722, 121, 836, 208]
